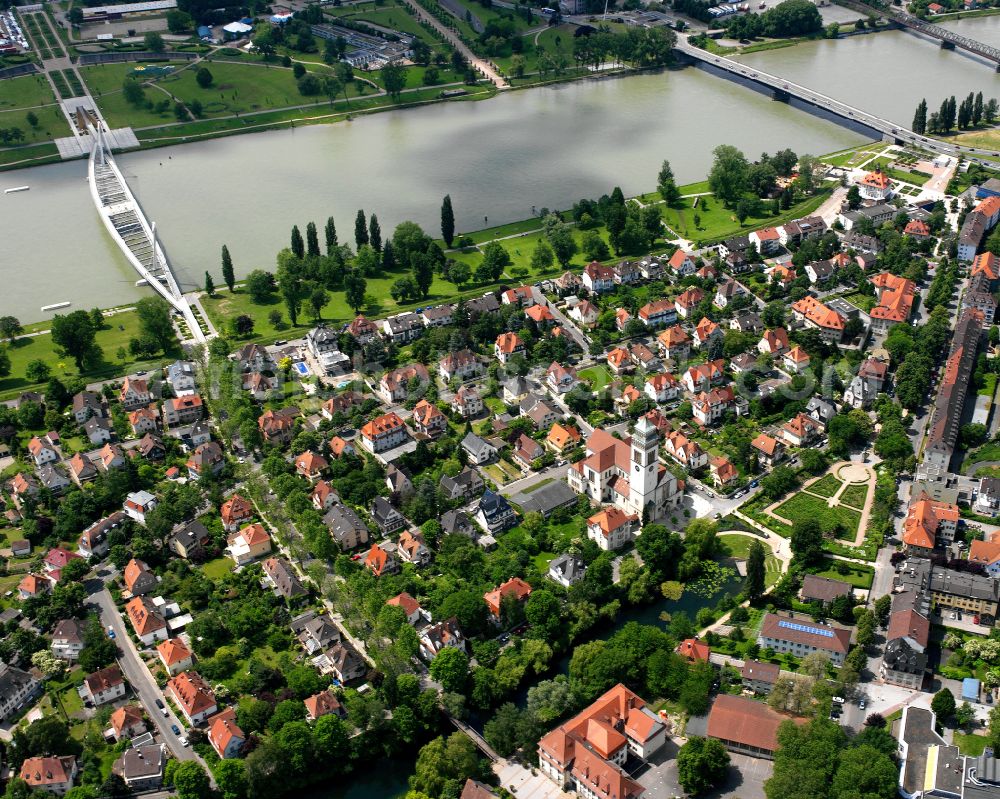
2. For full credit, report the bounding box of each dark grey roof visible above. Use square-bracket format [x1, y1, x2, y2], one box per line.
[371, 496, 403, 525]
[263, 558, 306, 599]
[323, 504, 368, 543]
[548, 554, 585, 582]
[120, 745, 164, 780]
[441, 510, 474, 535]
[512, 481, 578, 517]
[171, 520, 210, 552]
[883, 637, 927, 676]
[0, 663, 37, 700]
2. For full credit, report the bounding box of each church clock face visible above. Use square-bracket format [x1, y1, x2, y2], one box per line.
[634, 464, 640, 472]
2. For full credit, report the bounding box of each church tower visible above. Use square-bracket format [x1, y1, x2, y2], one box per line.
[630, 416, 660, 517]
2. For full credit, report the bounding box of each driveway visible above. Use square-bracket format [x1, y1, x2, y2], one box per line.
[85, 578, 199, 765]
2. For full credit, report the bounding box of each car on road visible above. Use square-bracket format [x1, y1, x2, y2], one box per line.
[179, 736, 190, 747]
[749, 480, 759, 488]
[171, 724, 181, 735]
[859, 698, 867, 710]
[107, 627, 115, 639]
[155, 699, 164, 709]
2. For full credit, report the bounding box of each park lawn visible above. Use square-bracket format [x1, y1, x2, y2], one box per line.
[0, 309, 173, 399]
[839, 482, 869, 510]
[660, 189, 830, 245]
[806, 474, 842, 498]
[579, 365, 612, 391]
[774, 492, 862, 540]
[808, 558, 874, 589]
[82, 64, 180, 128]
[336, 3, 438, 42]
[457, 217, 545, 245]
[397, 64, 468, 90]
[0, 103, 71, 145]
[495, 25, 577, 75]
[0, 73, 60, 113]
[202, 557, 233, 580]
[979, 372, 998, 398]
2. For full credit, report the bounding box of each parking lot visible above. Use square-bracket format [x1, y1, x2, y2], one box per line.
[637, 742, 771, 799]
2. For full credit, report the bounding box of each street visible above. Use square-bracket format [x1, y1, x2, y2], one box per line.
[84, 577, 200, 765]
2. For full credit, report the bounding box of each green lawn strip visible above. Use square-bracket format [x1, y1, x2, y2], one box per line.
[836, 291, 876, 313]
[805, 473, 841, 498]
[806, 558, 874, 590]
[661, 188, 830, 245]
[839, 483, 869, 510]
[979, 372, 998, 398]
[774, 492, 862, 540]
[330, 2, 439, 41]
[531, 550, 556, 574]
[955, 732, 990, 756]
[0, 309, 174, 400]
[819, 142, 883, 168]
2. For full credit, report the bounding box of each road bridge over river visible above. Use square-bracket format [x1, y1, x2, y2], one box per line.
[836, 0, 1000, 69]
[675, 37, 1000, 166]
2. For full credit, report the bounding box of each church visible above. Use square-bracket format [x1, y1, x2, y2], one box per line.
[566, 416, 684, 522]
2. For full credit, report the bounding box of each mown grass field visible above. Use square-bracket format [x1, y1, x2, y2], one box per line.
[774, 492, 862, 540]
[719, 533, 781, 586]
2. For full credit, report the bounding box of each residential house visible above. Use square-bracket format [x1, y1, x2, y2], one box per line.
[494, 332, 525, 364]
[975, 476, 1000, 518]
[304, 690, 345, 722]
[167, 671, 217, 725]
[484, 577, 532, 619]
[741, 660, 780, 695]
[758, 328, 790, 356]
[582, 261, 616, 293]
[870, 272, 917, 332]
[546, 362, 580, 394]
[783, 346, 810, 374]
[682, 359, 726, 394]
[51, 619, 85, 661]
[674, 287, 705, 319]
[220, 494, 254, 533]
[227, 523, 272, 566]
[123, 558, 157, 596]
[411, 399, 447, 438]
[751, 433, 784, 469]
[157, 638, 194, 677]
[262, 557, 307, 602]
[311, 480, 339, 513]
[800, 575, 852, 606]
[258, 407, 298, 446]
[905, 218, 931, 239]
[439, 349, 483, 382]
[526, 304, 556, 326]
[569, 300, 599, 328]
[398, 530, 431, 567]
[28, 435, 59, 467]
[645, 373, 680, 404]
[513, 434, 545, 470]
[18, 574, 50, 600]
[124, 491, 158, 525]
[136, 434, 165, 461]
[324, 503, 370, 550]
[730, 311, 764, 335]
[668, 248, 696, 276]
[714, 278, 746, 309]
[881, 606, 930, 690]
[677, 638, 710, 663]
[294, 450, 328, 482]
[161, 395, 204, 427]
[419, 618, 468, 661]
[501, 285, 535, 306]
[422, 304, 455, 328]
[462, 432, 498, 465]
[377, 363, 431, 404]
[656, 325, 691, 363]
[606, 347, 631, 376]
[307, 325, 351, 373]
[19, 757, 78, 796]
[346, 315, 379, 344]
[710, 456, 738, 487]
[186, 442, 224, 480]
[548, 554, 586, 587]
[692, 386, 736, 427]
[440, 467, 484, 502]
[78, 512, 126, 559]
[386, 592, 426, 626]
[125, 596, 168, 645]
[441, 510, 475, 538]
[502, 375, 531, 405]
[109, 705, 146, 740]
[750, 227, 781, 255]
[781, 413, 823, 447]
[235, 343, 270, 373]
[587, 507, 639, 551]
[119, 377, 152, 411]
[476, 490, 518, 535]
[327, 643, 367, 683]
[208, 708, 245, 760]
[451, 385, 484, 418]
[693, 317, 722, 348]
[664, 430, 708, 470]
[638, 299, 677, 329]
[856, 168, 893, 201]
[844, 374, 878, 410]
[614, 259, 641, 284]
[81, 417, 113, 446]
[364, 543, 399, 577]
[371, 496, 406, 535]
[545, 423, 582, 454]
[360, 412, 409, 454]
[321, 391, 366, 420]
[630, 343, 659, 372]
[706, 694, 794, 759]
[97, 443, 126, 473]
[0, 663, 40, 721]
[71, 391, 105, 424]
[81, 665, 126, 706]
[902, 492, 960, 555]
[791, 296, 845, 343]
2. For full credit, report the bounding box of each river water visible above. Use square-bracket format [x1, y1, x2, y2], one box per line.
[2, 17, 998, 321]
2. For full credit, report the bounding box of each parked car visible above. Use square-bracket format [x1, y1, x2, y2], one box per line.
[171, 724, 181, 735]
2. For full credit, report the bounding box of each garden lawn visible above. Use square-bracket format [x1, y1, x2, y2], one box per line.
[839, 482, 869, 510]
[774, 492, 862, 540]
[955, 732, 990, 756]
[0, 74, 71, 145]
[839, 291, 876, 313]
[979, 372, 998, 398]
[0, 73, 59, 112]
[807, 558, 874, 590]
[201, 557, 233, 580]
[579, 365, 612, 391]
[806, 474, 842, 498]
[0, 309, 177, 400]
[531, 551, 556, 573]
[329, 2, 437, 42]
[660, 189, 831, 245]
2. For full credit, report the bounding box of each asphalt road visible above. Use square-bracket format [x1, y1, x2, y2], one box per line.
[85, 576, 199, 765]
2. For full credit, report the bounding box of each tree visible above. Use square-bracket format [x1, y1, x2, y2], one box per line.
[429, 647, 469, 694]
[912, 98, 927, 134]
[122, 79, 145, 106]
[325, 217, 338, 254]
[290, 225, 305, 260]
[135, 297, 175, 352]
[657, 159, 681, 206]
[676, 736, 730, 795]
[525, 590, 561, 640]
[143, 31, 165, 52]
[745, 539, 766, 601]
[412, 253, 434, 298]
[874, 594, 891, 628]
[479, 241, 511, 281]
[790, 517, 823, 565]
[447, 262, 470, 289]
[582, 230, 611, 262]
[25, 360, 50, 383]
[245, 270, 275, 303]
[172, 762, 210, 799]
[221, 245, 235, 292]
[309, 287, 329, 321]
[381, 60, 406, 100]
[204, 271, 215, 295]
[548, 223, 578, 266]
[355, 210, 368, 250]
[0, 316, 22, 342]
[306, 222, 321, 258]
[441, 195, 456, 247]
[344, 270, 367, 314]
[932, 688, 956, 723]
[231, 315, 254, 337]
[369, 214, 382, 252]
[50, 311, 99, 371]
[195, 67, 213, 88]
[213, 760, 248, 799]
[708, 144, 749, 207]
[530, 239, 555, 272]
[830, 744, 898, 799]
[410, 733, 486, 798]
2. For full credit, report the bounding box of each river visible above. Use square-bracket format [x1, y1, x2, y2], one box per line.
[2, 16, 999, 321]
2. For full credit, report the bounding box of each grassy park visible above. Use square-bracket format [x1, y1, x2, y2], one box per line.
[774, 492, 862, 540]
[806, 558, 874, 590]
[719, 533, 781, 586]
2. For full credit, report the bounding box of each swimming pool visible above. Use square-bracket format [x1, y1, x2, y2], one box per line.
[294, 362, 309, 376]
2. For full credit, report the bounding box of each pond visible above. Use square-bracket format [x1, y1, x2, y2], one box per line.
[304, 756, 413, 799]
